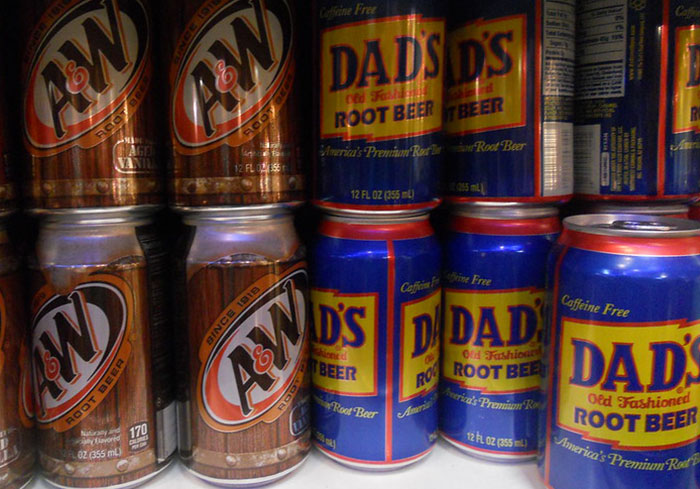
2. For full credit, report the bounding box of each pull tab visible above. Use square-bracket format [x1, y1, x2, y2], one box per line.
[608, 220, 675, 232]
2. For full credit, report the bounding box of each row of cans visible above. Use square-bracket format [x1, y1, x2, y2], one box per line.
[0, 0, 696, 213]
[4, 204, 700, 488]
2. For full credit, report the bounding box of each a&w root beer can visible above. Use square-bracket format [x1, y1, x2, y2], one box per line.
[166, 0, 305, 207]
[0, 216, 34, 489]
[178, 207, 310, 486]
[21, 0, 162, 210]
[311, 210, 441, 469]
[541, 214, 700, 489]
[30, 211, 176, 488]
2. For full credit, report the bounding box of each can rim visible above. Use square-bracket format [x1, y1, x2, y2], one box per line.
[318, 206, 432, 220]
[28, 204, 163, 217]
[39, 206, 157, 226]
[581, 202, 690, 215]
[180, 204, 293, 224]
[563, 214, 700, 237]
[451, 203, 559, 219]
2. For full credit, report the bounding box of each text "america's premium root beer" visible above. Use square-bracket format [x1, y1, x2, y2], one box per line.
[574, 0, 700, 200]
[445, 0, 575, 203]
[311, 211, 440, 469]
[166, 0, 305, 207]
[440, 205, 560, 461]
[21, 0, 162, 210]
[0, 217, 35, 489]
[30, 212, 176, 488]
[178, 208, 310, 486]
[541, 214, 700, 489]
[315, 1, 446, 211]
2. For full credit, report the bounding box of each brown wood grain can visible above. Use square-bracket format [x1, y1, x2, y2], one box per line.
[29, 211, 176, 488]
[177, 207, 310, 485]
[0, 218, 35, 489]
[21, 0, 164, 211]
[165, 0, 306, 207]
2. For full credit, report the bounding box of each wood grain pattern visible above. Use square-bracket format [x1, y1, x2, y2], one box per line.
[181, 255, 310, 482]
[20, 0, 164, 210]
[30, 252, 170, 488]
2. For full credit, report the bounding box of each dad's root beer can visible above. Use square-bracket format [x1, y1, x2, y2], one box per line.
[178, 207, 310, 486]
[574, 0, 700, 200]
[0, 218, 35, 489]
[445, 0, 575, 203]
[21, 0, 162, 210]
[440, 205, 560, 461]
[311, 210, 440, 469]
[30, 211, 176, 488]
[315, 1, 446, 211]
[540, 214, 700, 489]
[166, 0, 305, 207]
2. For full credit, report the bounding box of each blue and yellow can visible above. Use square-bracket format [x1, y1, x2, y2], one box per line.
[440, 204, 560, 461]
[540, 214, 700, 489]
[310, 210, 440, 469]
[575, 0, 700, 200]
[445, 0, 575, 203]
[314, 0, 446, 211]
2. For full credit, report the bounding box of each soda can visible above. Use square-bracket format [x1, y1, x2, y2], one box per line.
[311, 210, 440, 469]
[315, 0, 446, 211]
[444, 0, 575, 203]
[178, 207, 310, 486]
[575, 1, 700, 200]
[30, 210, 176, 488]
[0, 216, 35, 489]
[21, 0, 163, 210]
[165, 0, 305, 207]
[540, 214, 700, 489]
[573, 201, 690, 219]
[440, 204, 560, 461]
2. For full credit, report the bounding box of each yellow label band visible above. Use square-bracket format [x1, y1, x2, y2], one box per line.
[400, 289, 441, 401]
[557, 318, 700, 449]
[442, 288, 544, 394]
[320, 15, 445, 141]
[445, 15, 527, 135]
[311, 288, 378, 395]
[674, 26, 700, 134]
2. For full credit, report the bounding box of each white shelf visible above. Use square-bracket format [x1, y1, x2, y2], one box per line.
[26, 440, 542, 489]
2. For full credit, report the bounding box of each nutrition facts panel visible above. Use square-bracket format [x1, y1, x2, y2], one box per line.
[576, 0, 627, 99]
[544, 0, 576, 97]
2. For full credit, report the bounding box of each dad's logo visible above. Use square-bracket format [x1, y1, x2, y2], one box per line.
[24, 0, 151, 155]
[197, 265, 307, 432]
[31, 277, 133, 432]
[171, 0, 294, 153]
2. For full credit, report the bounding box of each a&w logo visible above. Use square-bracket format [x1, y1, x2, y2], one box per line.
[23, 0, 151, 155]
[197, 264, 308, 432]
[31, 277, 133, 432]
[171, 0, 294, 153]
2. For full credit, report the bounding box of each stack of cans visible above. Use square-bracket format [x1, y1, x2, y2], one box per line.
[163, 0, 311, 486]
[19, 1, 176, 488]
[439, 0, 574, 463]
[310, 0, 447, 469]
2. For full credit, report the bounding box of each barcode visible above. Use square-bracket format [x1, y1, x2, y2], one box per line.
[574, 125, 601, 194]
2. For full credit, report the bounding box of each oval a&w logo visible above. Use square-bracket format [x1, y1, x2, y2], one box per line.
[197, 264, 308, 432]
[31, 276, 133, 432]
[171, 0, 295, 154]
[23, 0, 151, 156]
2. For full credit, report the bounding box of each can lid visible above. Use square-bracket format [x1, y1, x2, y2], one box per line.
[180, 204, 292, 224]
[452, 203, 558, 220]
[581, 202, 690, 216]
[564, 214, 700, 237]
